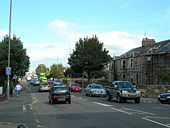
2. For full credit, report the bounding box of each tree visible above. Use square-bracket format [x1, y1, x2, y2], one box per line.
[50, 64, 64, 79]
[35, 64, 48, 75]
[64, 68, 82, 78]
[0, 35, 30, 86]
[68, 35, 111, 81]
[155, 68, 170, 85]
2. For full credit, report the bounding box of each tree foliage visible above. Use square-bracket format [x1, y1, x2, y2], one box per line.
[35, 64, 48, 75]
[50, 64, 64, 79]
[68, 35, 111, 81]
[0, 35, 30, 85]
[155, 68, 170, 84]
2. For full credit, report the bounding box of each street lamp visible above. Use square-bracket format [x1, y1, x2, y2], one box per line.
[7, 0, 12, 100]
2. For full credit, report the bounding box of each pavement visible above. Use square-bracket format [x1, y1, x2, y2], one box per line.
[0, 80, 31, 128]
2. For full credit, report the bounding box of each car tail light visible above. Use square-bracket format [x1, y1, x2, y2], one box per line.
[48, 86, 50, 88]
[40, 86, 42, 88]
[52, 96, 59, 98]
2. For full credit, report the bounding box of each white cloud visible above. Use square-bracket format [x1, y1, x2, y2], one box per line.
[27, 19, 152, 72]
[0, 29, 8, 39]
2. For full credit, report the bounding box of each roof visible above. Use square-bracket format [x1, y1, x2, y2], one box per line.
[116, 39, 170, 59]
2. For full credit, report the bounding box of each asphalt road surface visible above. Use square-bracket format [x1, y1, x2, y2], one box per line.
[0, 80, 170, 128]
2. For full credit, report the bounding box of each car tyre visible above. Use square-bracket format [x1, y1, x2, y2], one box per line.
[135, 98, 140, 104]
[49, 99, 51, 103]
[68, 99, 71, 104]
[51, 99, 55, 104]
[117, 94, 122, 103]
[89, 92, 93, 97]
[107, 93, 111, 101]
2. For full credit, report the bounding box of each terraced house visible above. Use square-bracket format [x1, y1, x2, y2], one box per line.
[109, 37, 170, 86]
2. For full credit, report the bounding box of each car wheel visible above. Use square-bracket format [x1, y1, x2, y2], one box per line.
[90, 92, 93, 97]
[68, 99, 71, 104]
[107, 93, 111, 101]
[86, 93, 88, 96]
[160, 101, 165, 104]
[51, 99, 55, 104]
[49, 99, 51, 103]
[117, 94, 122, 103]
[135, 98, 140, 104]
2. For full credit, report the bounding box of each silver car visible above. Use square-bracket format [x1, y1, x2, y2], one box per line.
[85, 84, 106, 97]
[39, 82, 50, 92]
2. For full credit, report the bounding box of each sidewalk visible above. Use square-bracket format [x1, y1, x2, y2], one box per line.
[0, 80, 31, 128]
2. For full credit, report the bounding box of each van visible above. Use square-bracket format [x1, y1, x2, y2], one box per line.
[42, 78, 47, 83]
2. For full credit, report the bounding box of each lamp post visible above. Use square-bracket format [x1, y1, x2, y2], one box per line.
[7, 0, 12, 100]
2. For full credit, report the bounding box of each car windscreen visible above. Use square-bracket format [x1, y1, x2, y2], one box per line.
[53, 87, 68, 92]
[72, 83, 80, 86]
[54, 80, 61, 82]
[118, 82, 133, 88]
[91, 85, 103, 89]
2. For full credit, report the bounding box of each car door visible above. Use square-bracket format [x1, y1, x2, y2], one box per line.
[86, 85, 91, 95]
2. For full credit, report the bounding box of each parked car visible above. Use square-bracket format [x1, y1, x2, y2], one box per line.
[53, 79, 62, 85]
[85, 84, 106, 97]
[158, 90, 170, 104]
[48, 79, 54, 84]
[30, 79, 35, 84]
[39, 82, 50, 92]
[33, 80, 40, 86]
[70, 83, 81, 92]
[48, 85, 71, 104]
[106, 81, 141, 103]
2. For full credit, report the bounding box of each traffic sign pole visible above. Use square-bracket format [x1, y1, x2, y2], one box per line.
[7, 0, 12, 101]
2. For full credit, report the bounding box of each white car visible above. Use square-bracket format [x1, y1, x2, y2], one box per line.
[85, 84, 106, 97]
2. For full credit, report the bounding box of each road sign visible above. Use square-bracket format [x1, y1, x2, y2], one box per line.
[6, 67, 11, 76]
[13, 75, 17, 79]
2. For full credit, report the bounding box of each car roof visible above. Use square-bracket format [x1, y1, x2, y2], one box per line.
[53, 85, 67, 88]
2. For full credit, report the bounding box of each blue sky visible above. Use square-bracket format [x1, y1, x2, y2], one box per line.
[0, 0, 170, 72]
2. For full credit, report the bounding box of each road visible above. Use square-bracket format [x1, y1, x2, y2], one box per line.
[0, 80, 170, 128]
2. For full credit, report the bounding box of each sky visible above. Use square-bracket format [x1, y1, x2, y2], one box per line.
[0, 0, 170, 73]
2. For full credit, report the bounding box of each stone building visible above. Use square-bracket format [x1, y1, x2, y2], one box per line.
[108, 38, 170, 86]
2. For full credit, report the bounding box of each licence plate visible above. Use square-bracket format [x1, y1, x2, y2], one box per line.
[160, 98, 166, 100]
[58, 98, 66, 101]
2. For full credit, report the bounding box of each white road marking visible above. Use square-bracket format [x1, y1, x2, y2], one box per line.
[111, 108, 132, 115]
[145, 116, 170, 120]
[142, 117, 170, 128]
[93, 102, 112, 107]
[122, 107, 155, 115]
[23, 105, 27, 112]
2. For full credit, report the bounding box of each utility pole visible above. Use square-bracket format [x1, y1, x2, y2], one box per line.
[7, 0, 12, 100]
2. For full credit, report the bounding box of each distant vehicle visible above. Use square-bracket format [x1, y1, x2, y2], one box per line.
[42, 78, 47, 83]
[30, 79, 35, 84]
[85, 84, 106, 97]
[48, 85, 71, 104]
[106, 81, 141, 103]
[158, 90, 170, 104]
[70, 83, 81, 92]
[48, 79, 54, 84]
[39, 82, 50, 92]
[53, 79, 62, 85]
[26, 76, 31, 81]
[33, 80, 40, 86]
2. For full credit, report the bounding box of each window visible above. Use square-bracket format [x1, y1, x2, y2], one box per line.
[123, 74, 126, 81]
[147, 57, 151, 66]
[130, 59, 133, 68]
[130, 74, 134, 83]
[160, 55, 164, 66]
[123, 60, 126, 69]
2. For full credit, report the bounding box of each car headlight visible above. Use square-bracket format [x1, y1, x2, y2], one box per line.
[158, 95, 160, 98]
[136, 91, 140, 94]
[122, 90, 128, 94]
[166, 96, 170, 99]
